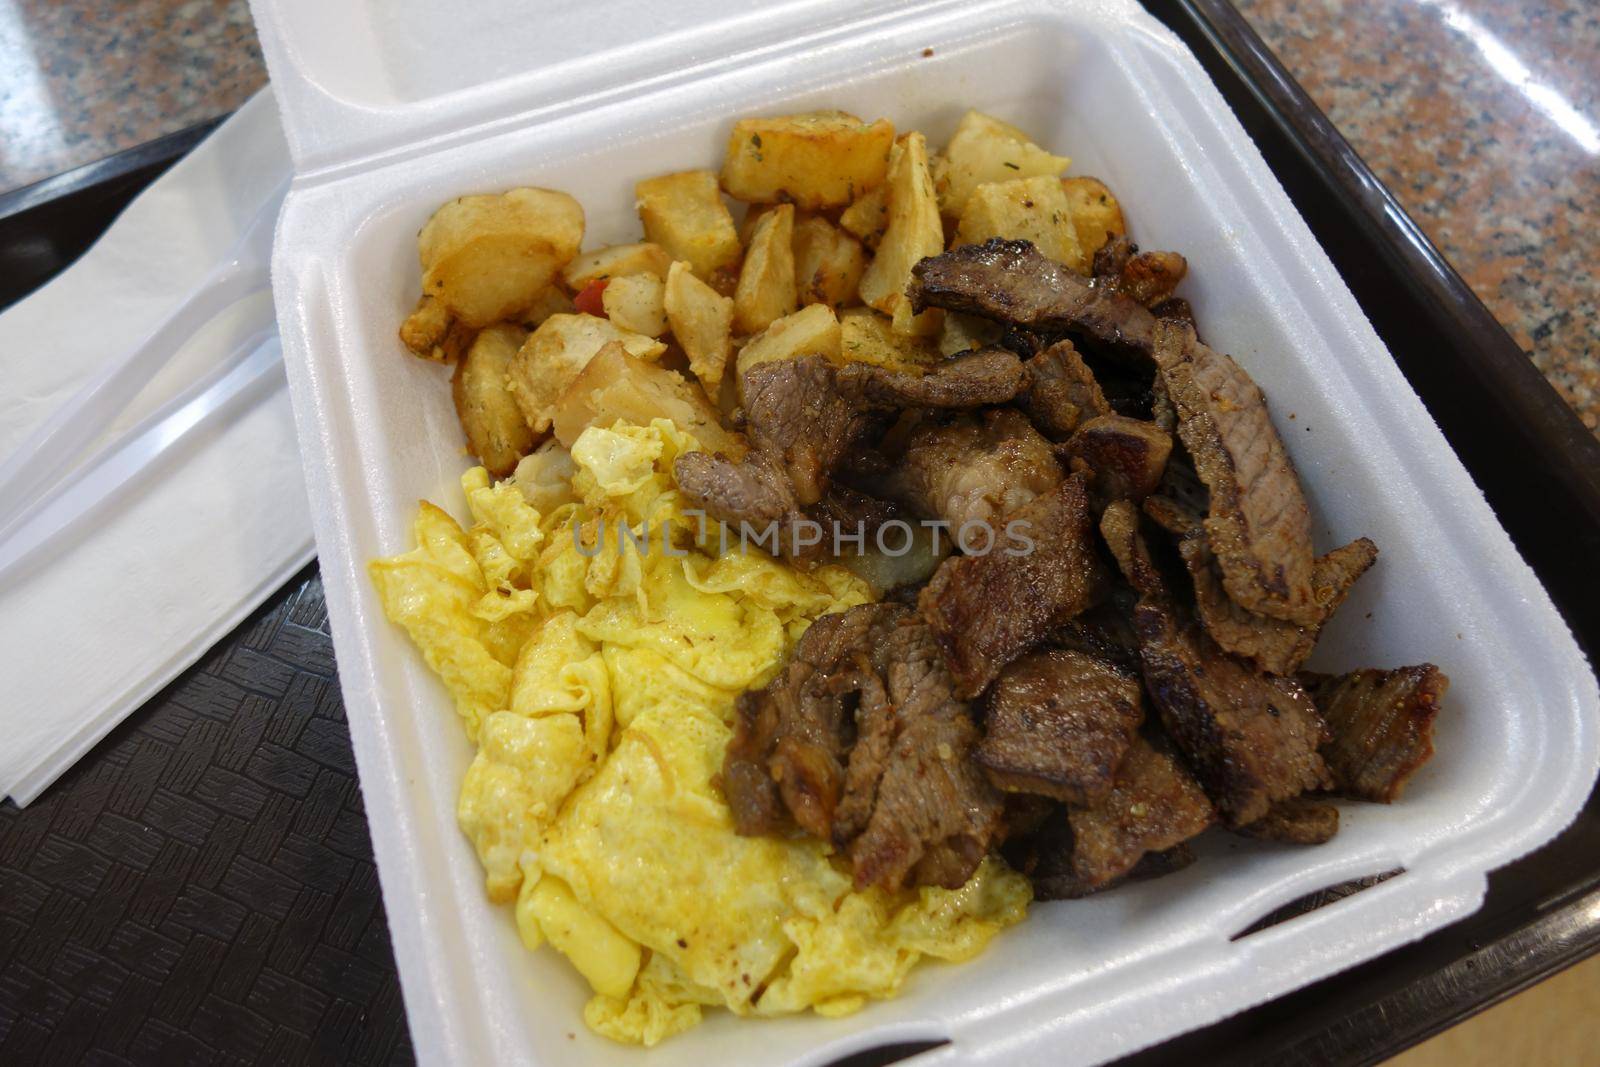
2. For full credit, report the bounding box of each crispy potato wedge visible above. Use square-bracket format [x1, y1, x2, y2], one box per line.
[553, 341, 744, 456]
[508, 313, 668, 434]
[736, 304, 841, 400]
[733, 205, 798, 335]
[720, 111, 895, 210]
[934, 110, 1070, 219]
[858, 133, 945, 330]
[419, 188, 584, 327]
[635, 171, 741, 279]
[839, 183, 889, 250]
[452, 324, 536, 476]
[839, 307, 941, 373]
[792, 216, 866, 309]
[601, 272, 669, 337]
[399, 295, 476, 362]
[663, 260, 735, 396]
[561, 242, 674, 291]
[521, 286, 577, 328]
[1061, 176, 1127, 262]
[957, 174, 1086, 273]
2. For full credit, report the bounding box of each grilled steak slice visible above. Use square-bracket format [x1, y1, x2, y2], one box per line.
[1064, 414, 1172, 505]
[909, 238, 1158, 354]
[1304, 665, 1448, 802]
[723, 603, 906, 836]
[976, 649, 1144, 805]
[741, 355, 884, 506]
[1093, 236, 1189, 308]
[885, 408, 1063, 531]
[921, 473, 1105, 699]
[837, 347, 1026, 408]
[1019, 733, 1216, 899]
[837, 614, 1003, 891]
[1050, 598, 1142, 676]
[1102, 501, 1333, 826]
[675, 448, 795, 531]
[1151, 297, 1198, 335]
[1234, 796, 1339, 844]
[1019, 339, 1110, 440]
[1144, 494, 1379, 675]
[1154, 319, 1319, 626]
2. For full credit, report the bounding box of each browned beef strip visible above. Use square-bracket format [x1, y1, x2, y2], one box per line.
[883, 408, 1063, 532]
[1144, 494, 1379, 675]
[1019, 339, 1110, 440]
[1019, 733, 1216, 899]
[740, 355, 884, 507]
[1049, 597, 1142, 676]
[1154, 319, 1319, 626]
[837, 347, 1026, 408]
[1233, 796, 1340, 844]
[909, 238, 1158, 354]
[975, 649, 1144, 805]
[920, 473, 1105, 699]
[1065, 414, 1173, 505]
[1304, 665, 1448, 802]
[1150, 297, 1198, 335]
[1101, 501, 1333, 825]
[722, 603, 906, 837]
[1093, 236, 1190, 308]
[675, 448, 795, 531]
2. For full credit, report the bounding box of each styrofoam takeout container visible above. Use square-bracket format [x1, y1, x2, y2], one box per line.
[250, 0, 1600, 1063]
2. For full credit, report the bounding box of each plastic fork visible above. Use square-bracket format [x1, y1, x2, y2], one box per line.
[0, 181, 287, 526]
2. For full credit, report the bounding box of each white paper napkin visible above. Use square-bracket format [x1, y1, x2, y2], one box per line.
[0, 91, 313, 805]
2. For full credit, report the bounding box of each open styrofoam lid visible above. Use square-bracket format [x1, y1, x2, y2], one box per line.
[247, 0, 990, 176]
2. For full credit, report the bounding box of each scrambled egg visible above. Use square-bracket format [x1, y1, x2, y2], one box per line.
[370, 419, 1030, 1045]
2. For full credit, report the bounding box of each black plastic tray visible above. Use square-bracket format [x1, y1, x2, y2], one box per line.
[2, 2, 1598, 1064]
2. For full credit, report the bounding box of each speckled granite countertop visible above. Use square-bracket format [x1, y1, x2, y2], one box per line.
[0, 0, 1594, 429]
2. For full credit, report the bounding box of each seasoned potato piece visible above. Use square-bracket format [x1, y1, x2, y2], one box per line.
[957, 174, 1086, 273]
[720, 111, 895, 210]
[839, 182, 889, 250]
[635, 171, 741, 279]
[399, 294, 475, 362]
[792, 216, 866, 309]
[1061, 176, 1127, 262]
[938, 311, 1003, 357]
[858, 133, 945, 330]
[601, 273, 669, 337]
[511, 440, 578, 514]
[553, 341, 744, 457]
[935, 110, 1070, 219]
[508, 313, 668, 434]
[452, 324, 536, 476]
[419, 188, 584, 327]
[561, 242, 674, 290]
[733, 205, 797, 335]
[736, 304, 841, 399]
[839, 307, 940, 374]
[663, 260, 735, 395]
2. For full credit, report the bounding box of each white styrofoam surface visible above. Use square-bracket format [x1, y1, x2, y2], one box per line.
[256, 1, 1600, 1064]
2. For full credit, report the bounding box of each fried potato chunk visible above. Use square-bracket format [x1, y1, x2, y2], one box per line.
[858, 133, 945, 331]
[399, 294, 476, 363]
[957, 175, 1086, 273]
[453, 324, 536, 476]
[792, 216, 866, 309]
[602, 273, 669, 337]
[635, 171, 741, 279]
[736, 304, 841, 400]
[509, 313, 667, 434]
[720, 111, 895, 210]
[839, 184, 889, 250]
[839, 307, 940, 374]
[419, 188, 584, 327]
[1060, 176, 1127, 262]
[552, 341, 744, 456]
[664, 260, 735, 396]
[733, 205, 798, 335]
[562, 242, 674, 290]
[935, 110, 1070, 219]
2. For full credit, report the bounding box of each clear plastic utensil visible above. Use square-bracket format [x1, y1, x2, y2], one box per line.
[0, 180, 287, 525]
[0, 334, 284, 588]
